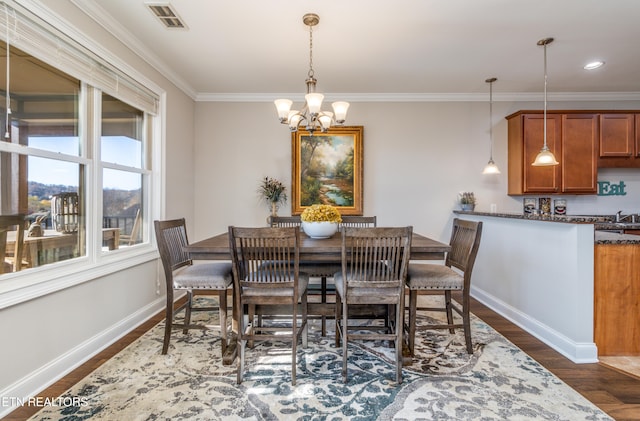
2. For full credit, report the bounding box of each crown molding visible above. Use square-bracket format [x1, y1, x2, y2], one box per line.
[196, 91, 640, 103]
[69, 0, 197, 99]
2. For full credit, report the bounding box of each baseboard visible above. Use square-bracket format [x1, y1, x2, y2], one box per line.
[0, 297, 164, 418]
[471, 286, 598, 364]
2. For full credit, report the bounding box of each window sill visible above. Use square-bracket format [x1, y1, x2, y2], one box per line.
[0, 246, 159, 309]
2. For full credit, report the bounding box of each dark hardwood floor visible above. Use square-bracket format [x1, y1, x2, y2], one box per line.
[4, 294, 640, 420]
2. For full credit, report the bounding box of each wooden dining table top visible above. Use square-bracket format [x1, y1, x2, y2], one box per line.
[186, 231, 450, 262]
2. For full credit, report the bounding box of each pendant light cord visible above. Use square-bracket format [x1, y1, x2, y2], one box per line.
[489, 80, 494, 160]
[543, 41, 548, 149]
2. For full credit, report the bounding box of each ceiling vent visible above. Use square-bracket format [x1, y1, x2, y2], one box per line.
[146, 2, 187, 29]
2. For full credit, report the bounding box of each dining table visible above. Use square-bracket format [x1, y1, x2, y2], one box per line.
[185, 230, 451, 365]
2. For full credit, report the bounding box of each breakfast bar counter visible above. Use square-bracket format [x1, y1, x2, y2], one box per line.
[454, 211, 598, 363]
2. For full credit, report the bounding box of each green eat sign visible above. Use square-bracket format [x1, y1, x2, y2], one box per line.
[597, 181, 627, 196]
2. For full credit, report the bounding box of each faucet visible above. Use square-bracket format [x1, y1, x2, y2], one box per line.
[615, 211, 637, 223]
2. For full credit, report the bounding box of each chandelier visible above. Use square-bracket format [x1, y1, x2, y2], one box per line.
[274, 13, 349, 134]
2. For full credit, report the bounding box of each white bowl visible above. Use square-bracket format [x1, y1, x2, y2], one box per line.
[301, 221, 338, 239]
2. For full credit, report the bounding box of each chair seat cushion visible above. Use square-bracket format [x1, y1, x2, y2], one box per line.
[406, 263, 463, 290]
[173, 262, 233, 290]
[333, 271, 401, 298]
[241, 273, 309, 299]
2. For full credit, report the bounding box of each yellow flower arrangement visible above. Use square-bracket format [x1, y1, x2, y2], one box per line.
[300, 204, 342, 223]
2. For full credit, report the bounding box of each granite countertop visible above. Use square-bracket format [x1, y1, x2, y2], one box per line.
[454, 210, 612, 224]
[594, 231, 640, 244]
[454, 210, 640, 244]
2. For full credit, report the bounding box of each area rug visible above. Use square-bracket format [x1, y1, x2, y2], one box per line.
[29, 297, 612, 420]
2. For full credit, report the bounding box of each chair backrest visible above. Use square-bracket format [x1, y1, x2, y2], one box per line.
[154, 218, 192, 287]
[127, 208, 142, 246]
[0, 214, 25, 274]
[228, 226, 301, 290]
[269, 215, 301, 228]
[341, 226, 412, 289]
[446, 218, 483, 285]
[339, 215, 377, 228]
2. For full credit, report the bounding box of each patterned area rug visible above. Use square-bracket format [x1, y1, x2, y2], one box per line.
[30, 297, 612, 420]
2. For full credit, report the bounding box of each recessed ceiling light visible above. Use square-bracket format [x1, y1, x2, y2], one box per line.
[584, 61, 605, 70]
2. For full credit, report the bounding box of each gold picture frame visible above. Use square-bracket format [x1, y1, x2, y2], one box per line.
[292, 126, 363, 215]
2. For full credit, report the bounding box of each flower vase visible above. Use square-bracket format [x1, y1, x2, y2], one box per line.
[267, 202, 279, 226]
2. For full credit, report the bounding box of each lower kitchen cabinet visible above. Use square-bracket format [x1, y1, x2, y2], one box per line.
[594, 244, 640, 356]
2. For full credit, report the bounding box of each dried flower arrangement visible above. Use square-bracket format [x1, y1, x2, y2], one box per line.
[258, 177, 287, 206]
[459, 192, 477, 205]
[300, 204, 342, 223]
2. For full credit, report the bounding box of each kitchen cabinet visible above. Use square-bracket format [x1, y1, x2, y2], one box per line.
[507, 111, 597, 195]
[598, 113, 640, 168]
[594, 244, 640, 355]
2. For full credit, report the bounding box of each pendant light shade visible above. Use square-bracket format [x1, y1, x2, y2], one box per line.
[532, 37, 559, 166]
[482, 77, 500, 174]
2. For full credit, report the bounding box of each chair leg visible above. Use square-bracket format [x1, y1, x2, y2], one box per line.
[219, 290, 228, 357]
[462, 293, 473, 354]
[321, 276, 327, 336]
[237, 310, 247, 385]
[302, 292, 308, 349]
[408, 290, 417, 356]
[183, 291, 193, 334]
[335, 292, 342, 347]
[342, 298, 348, 383]
[248, 304, 255, 348]
[162, 292, 174, 355]
[395, 300, 403, 384]
[292, 308, 297, 386]
[444, 290, 455, 334]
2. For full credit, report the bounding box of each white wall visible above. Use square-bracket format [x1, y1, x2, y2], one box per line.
[193, 99, 640, 242]
[0, 1, 196, 414]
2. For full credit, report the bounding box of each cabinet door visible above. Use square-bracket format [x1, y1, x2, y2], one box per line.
[523, 114, 562, 193]
[562, 114, 598, 193]
[600, 114, 634, 157]
[636, 114, 640, 158]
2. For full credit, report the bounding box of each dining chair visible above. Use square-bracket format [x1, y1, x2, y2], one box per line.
[269, 215, 377, 336]
[0, 214, 26, 274]
[120, 208, 142, 246]
[154, 218, 232, 356]
[335, 226, 412, 384]
[228, 226, 308, 385]
[405, 218, 482, 355]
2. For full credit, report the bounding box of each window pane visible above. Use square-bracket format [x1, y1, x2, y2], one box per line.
[101, 94, 143, 168]
[103, 169, 142, 248]
[1, 43, 80, 154]
[0, 152, 86, 276]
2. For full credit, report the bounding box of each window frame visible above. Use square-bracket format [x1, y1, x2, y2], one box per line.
[0, 1, 164, 309]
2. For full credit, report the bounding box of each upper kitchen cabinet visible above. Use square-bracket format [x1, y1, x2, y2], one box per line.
[507, 111, 597, 195]
[598, 113, 640, 168]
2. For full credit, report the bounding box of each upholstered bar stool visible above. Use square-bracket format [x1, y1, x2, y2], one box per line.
[405, 218, 482, 355]
[154, 218, 233, 356]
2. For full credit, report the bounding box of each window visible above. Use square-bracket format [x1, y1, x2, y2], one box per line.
[0, 3, 161, 302]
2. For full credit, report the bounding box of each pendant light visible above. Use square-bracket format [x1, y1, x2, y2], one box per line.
[482, 77, 500, 174]
[532, 37, 559, 166]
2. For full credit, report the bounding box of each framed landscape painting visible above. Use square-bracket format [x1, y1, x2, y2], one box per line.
[291, 126, 363, 215]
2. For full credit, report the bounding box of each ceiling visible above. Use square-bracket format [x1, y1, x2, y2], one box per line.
[69, 0, 640, 102]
